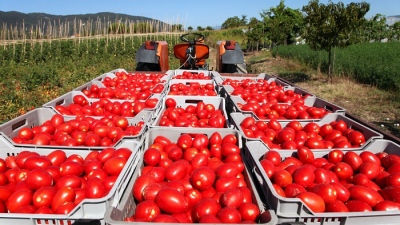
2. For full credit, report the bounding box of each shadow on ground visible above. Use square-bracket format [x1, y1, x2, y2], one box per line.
[277, 72, 310, 84]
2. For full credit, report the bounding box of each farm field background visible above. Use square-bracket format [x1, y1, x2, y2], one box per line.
[0, 30, 399, 138]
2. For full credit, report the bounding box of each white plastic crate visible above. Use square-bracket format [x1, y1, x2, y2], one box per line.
[0, 108, 150, 149]
[151, 96, 230, 128]
[104, 157, 278, 225]
[94, 70, 172, 84]
[173, 69, 213, 79]
[245, 139, 400, 225]
[230, 112, 383, 151]
[167, 79, 218, 96]
[228, 95, 346, 122]
[42, 91, 162, 122]
[104, 127, 278, 225]
[0, 135, 142, 225]
[73, 80, 168, 99]
[91, 69, 127, 82]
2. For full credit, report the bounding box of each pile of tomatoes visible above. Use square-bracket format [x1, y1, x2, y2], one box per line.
[239, 116, 367, 150]
[259, 146, 400, 213]
[13, 113, 145, 147]
[174, 71, 211, 80]
[81, 72, 168, 100]
[235, 99, 329, 120]
[128, 132, 261, 223]
[0, 146, 132, 214]
[168, 82, 217, 96]
[105, 71, 168, 86]
[81, 83, 165, 100]
[52, 94, 159, 118]
[157, 98, 226, 128]
[225, 80, 306, 104]
[222, 78, 336, 120]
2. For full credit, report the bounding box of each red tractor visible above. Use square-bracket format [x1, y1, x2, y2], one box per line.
[135, 33, 246, 73]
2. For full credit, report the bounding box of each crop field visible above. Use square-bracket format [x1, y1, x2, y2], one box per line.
[0, 33, 187, 123]
[272, 42, 400, 94]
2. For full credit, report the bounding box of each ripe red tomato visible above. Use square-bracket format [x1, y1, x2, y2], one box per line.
[132, 174, 156, 201]
[60, 161, 84, 176]
[273, 169, 293, 188]
[332, 162, 353, 180]
[192, 198, 221, 222]
[135, 200, 161, 222]
[85, 177, 106, 199]
[103, 157, 127, 176]
[191, 166, 216, 191]
[23, 156, 52, 170]
[217, 206, 242, 223]
[310, 183, 337, 204]
[293, 165, 315, 188]
[325, 199, 349, 212]
[346, 200, 372, 212]
[165, 98, 177, 108]
[33, 186, 57, 208]
[220, 188, 244, 208]
[297, 147, 314, 164]
[26, 169, 53, 190]
[165, 160, 190, 182]
[47, 150, 67, 166]
[154, 187, 188, 214]
[348, 185, 384, 207]
[296, 192, 325, 213]
[343, 151, 363, 171]
[18, 127, 35, 140]
[6, 189, 33, 213]
[327, 149, 344, 164]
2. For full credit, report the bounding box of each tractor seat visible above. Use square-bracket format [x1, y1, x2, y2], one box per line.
[224, 40, 236, 50]
[174, 43, 210, 61]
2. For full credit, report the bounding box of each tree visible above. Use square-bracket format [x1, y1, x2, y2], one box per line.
[389, 21, 400, 41]
[188, 26, 193, 32]
[206, 26, 214, 31]
[246, 19, 266, 51]
[361, 14, 389, 42]
[261, 0, 304, 48]
[221, 16, 242, 29]
[197, 26, 205, 31]
[240, 15, 248, 26]
[302, 0, 370, 81]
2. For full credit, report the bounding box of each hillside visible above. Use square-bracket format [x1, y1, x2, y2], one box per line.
[0, 11, 168, 36]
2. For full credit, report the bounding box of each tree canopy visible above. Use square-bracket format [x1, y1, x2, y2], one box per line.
[221, 15, 248, 29]
[261, 0, 304, 46]
[302, 0, 370, 79]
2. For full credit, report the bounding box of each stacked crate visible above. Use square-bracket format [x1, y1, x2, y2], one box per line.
[1, 67, 399, 225]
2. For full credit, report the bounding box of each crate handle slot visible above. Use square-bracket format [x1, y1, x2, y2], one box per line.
[71, 219, 101, 225]
[184, 99, 203, 104]
[185, 82, 198, 85]
[349, 124, 364, 133]
[180, 133, 209, 138]
[252, 167, 265, 186]
[55, 99, 65, 106]
[324, 105, 334, 112]
[11, 119, 27, 131]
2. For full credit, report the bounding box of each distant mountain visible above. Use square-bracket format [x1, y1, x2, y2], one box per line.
[0, 11, 169, 36]
[0, 10, 160, 26]
[387, 15, 400, 26]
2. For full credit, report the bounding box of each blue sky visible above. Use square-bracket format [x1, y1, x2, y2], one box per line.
[0, 0, 398, 28]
